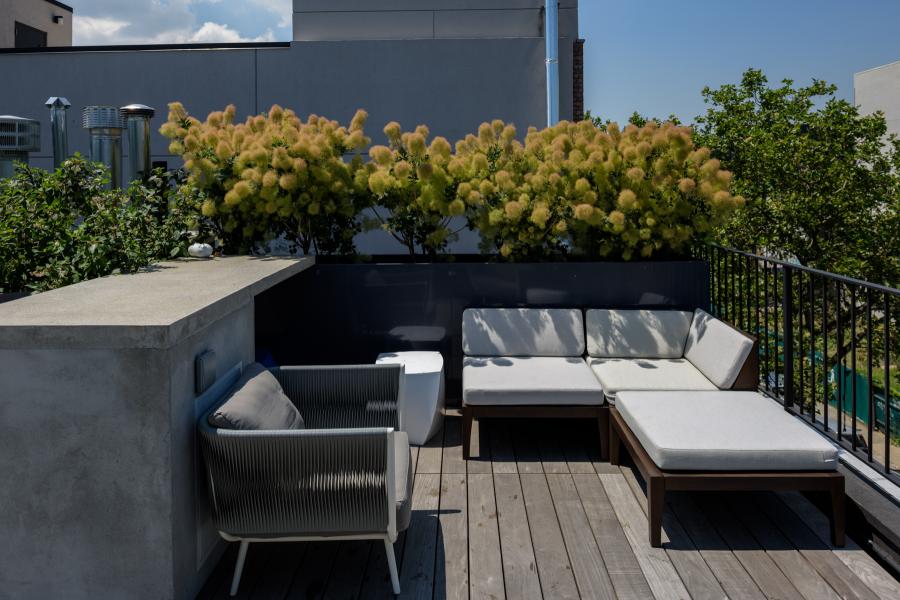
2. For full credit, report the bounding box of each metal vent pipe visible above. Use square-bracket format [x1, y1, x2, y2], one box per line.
[0, 115, 41, 178]
[82, 106, 125, 189]
[45, 96, 71, 169]
[121, 104, 155, 184]
[545, 0, 560, 126]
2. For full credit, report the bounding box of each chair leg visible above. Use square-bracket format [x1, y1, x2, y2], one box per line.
[608, 412, 620, 466]
[384, 538, 401, 594]
[599, 407, 610, 462]
[830, 480, 846, 547]
[648, 476, 665, 548]
[229, 540, 249, 597]
[462, 406, 473, 460]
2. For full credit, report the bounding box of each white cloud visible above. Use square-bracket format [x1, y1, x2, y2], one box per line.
[189, 22, 276, 43]
[70, 1, 288, 45]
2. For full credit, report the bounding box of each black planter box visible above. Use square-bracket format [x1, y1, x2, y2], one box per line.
[255, 258, 710, 404]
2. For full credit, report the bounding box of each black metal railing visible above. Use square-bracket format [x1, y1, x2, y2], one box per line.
[698, 244, 900, 482]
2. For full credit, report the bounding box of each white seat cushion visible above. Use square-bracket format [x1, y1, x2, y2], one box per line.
[588, 357, 717, 401]
[462, 308, 585, 357]
[463, 356, 603, 406]
[684, 309, 754, 389]
[586, 309, 693, 358]
[616, 391, 839, 471]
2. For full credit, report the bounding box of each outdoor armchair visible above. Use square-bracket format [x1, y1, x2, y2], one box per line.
[199, 364, 410, 596]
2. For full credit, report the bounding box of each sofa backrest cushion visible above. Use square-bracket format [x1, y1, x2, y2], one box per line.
[208, 362, 305, 430]
[683, 309, 754, 389]
[462, 308, 585, 357]
[586, 309, 693, 358]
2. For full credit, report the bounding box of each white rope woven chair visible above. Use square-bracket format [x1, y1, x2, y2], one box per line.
[199, 364, 409, 596]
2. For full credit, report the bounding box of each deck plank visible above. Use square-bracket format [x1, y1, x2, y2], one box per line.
[494, 473, 543, 600]
[513, 420, 544, 474]
[520, 473, 581, 599]
[572, 473, 654, 600]
[539, 427, 570, 474]
[755, 493, 880, 600]
[728, 494, 840, 600]
[667, 494, 765, 600]
[466, 417, 492, 474]
[468, 473, 506, 599]
[546, 473, 617, 599]
[561, 421, 596, 474]
[435, 473, 468, 600]
[323, 541, 373, 600]
[417, 427, 444, 475]
[695, 494, 805, 600]
[284, 541, 341, 599]
[399, 474, 441, 600]
[441, 417, 467, 475]
[250, 542, 304, 599]
[598, 471, 691, 600]
[490, 420, 518, 474]
[776, 491, 900, 600]
[618, 467, 727, 600]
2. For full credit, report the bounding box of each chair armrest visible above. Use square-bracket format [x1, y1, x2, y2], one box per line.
[271, 364, 402, 430]
[199, 424, 397, 538]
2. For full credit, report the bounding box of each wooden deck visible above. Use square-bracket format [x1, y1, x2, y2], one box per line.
[197, 416, 900, 600]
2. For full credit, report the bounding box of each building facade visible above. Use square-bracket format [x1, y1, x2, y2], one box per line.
[0, 0, 72, 48]
[854, 60, 900, 138]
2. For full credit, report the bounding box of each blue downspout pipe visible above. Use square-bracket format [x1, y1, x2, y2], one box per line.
[545, 0, 560, 126]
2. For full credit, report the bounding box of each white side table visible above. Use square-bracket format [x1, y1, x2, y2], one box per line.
[376, 351, 445, 445]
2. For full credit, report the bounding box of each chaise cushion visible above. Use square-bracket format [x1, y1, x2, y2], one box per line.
[462, 308, 585, 357]
[616, 391, 839, 471]
[463, 356, 604, 405]
[586, 309, 693, 358]
[683, 309, 754, 389]
[394, 431, 413, 532]
[208, 363, 305, 430]
[588, 357, 718, 401]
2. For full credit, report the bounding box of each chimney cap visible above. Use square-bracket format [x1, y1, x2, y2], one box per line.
[45, 97, 71, 109]
[82, 106, 124, 130]
[120, 104, 156, 118]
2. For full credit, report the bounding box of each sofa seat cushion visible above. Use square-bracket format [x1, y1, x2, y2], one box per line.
[394, 431, 413, 532]
[462, 308, 585, 357]
[616, 391, 839, 471]
[684, 309, 754, 389]
[586, 309, 693, 358]
[463, 356, 604, 406]
[588, 357, 718, 401]
[209, 363, 305, 430]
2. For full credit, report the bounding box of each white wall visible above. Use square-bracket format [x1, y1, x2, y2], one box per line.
[854, 60, 900, 138]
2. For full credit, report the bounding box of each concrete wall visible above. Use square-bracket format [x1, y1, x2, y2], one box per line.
[293, 0, 578, 41]
[855, 60, 900, 138]
[0, 0, 72, 48]
[0, 257, 311, 599]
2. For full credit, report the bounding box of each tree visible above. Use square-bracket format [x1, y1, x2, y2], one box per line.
[694, 68, 900, 286]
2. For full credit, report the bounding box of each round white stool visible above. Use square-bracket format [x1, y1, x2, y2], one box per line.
[376, 351, 445, 445]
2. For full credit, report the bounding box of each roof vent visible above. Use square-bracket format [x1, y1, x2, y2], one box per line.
[0, 115, 41, 178]
[83, 106, 125, 189]
[82, 105, 125, 130]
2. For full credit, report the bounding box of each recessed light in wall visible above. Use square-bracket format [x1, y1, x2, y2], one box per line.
[53, 15, 65, 25]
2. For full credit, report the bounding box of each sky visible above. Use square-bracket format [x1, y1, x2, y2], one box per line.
[67, 1, 900, 124]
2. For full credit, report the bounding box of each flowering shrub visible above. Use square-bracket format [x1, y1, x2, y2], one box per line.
[364, 122, 459, 256]
[161, 103, 371, 254]
[456, 119, 743, 260]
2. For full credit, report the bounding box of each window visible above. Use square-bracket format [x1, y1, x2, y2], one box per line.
[15, 22, 48, 49]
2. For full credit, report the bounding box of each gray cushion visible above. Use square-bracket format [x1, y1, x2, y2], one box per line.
[208, 363, 305, 430]
[463, 356, 604, 406]
[586, 309, 693, 358]
[615, 391, 839, 471]
[683, 309, 754, 389]
[588, 357, 717, 401]
[394, 431, 412, 532]
[462, 308, 585, 357]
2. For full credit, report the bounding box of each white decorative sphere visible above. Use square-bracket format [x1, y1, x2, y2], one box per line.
[188, 243, 214, 259]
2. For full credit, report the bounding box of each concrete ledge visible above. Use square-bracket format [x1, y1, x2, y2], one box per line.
[0, 256, 313, 350]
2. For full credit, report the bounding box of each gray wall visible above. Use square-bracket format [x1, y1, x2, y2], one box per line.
[293, 0, 578, 41]
[855, 60, 900, 138]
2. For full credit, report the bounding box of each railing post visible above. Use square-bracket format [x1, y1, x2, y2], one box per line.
[782, 266, 794, 410]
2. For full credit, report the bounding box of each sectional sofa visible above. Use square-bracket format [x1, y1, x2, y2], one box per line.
[461, 307, 759, 459]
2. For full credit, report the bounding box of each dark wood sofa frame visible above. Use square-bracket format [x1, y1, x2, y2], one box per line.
[462, 323, 761, 463]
